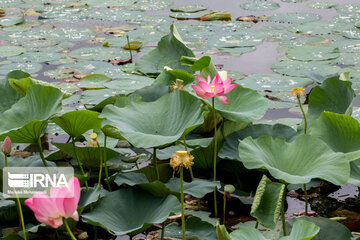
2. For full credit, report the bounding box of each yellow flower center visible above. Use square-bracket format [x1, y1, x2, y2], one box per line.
[291, 87, 306, 97]
[170, 151, 194, 170]
[210, 85, 215, 93]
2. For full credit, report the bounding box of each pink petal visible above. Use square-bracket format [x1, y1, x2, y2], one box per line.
[212, 74, 222, 85]
[217, 95, 229, 105]
[70, 211, 79, 221]
[207, 75, 211, 84]
[204, 92, 215, 98]
[52, 177, 80, 219]
[213, 83, 225, 96]
[47, 217, 63, 228]
[199, 79, 211, 92]
[192, 85, 205, 96]
[223, 78, 237, 94]
[32, 195, 60, 219]
[196, 76, 206, 83]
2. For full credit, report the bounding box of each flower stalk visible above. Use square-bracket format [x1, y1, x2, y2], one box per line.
[212, 97, 218, 217]
[63, 218, 77, 240]
[153, 147, 160, 180]
[180, 166, 185, 240]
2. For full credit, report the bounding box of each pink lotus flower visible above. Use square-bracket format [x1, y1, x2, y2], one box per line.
[25, 177, 81, 228]
[1, 136, 11, 155]
[191, 74, 236, 105]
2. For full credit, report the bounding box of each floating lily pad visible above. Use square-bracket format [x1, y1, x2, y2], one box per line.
[129, 0, 174, 11]
[240, 1, 280, 11]
[308, 2, 336, 9]
[69, 47, 133, 61]
[340, 26, 360, 39]
[269, 13, 321, 24]
[237, 74, 313, 91]
[77, 74, 111, 90]
[104, 75, 155, 94]
[8, 51, 62, 63]
[0, 15, 23, 26]
[271, 60, 341, 77]
[335, 4, 360, 14]
[207, 31, 265, 48]
[334, 53, 360, 65]
[286, 45, 339, 61]
[0, 46, 25, 57]
[169, 12, 204, 20]
[0, 62, 42, 75]
[288, 21, 346, 35]
[89, 8, 145, 21]
[81, 0, 136, 7]
[171, 5, 207, 13]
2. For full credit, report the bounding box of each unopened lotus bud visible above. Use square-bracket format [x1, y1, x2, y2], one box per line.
[89, 133, 98, 147]
[224, 184, 235, 194]
[200, 11, 231, 21]
[1, 136, 11, 155]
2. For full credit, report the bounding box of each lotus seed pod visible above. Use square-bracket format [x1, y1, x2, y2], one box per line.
[224, 184, 235, 194]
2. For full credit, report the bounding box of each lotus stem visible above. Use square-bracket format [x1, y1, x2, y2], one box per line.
[223, 194, 226, 225]
[304, 184, 308, 216]
[4, 155, 27, 240]
[97, 145, 103, 185]
[297, 96, 307, 135]
[281, 189, 287, 236]
[161, 221, 165, 240]
[180, 166, 186, 240]
[126, 35, 133, 62]
[153, 147, 160, 180]
[212, 97, 218, 217]
[71, 137, 89, 191]
[63, 218, 76, 240]
[255, 221, 259, 229]
[37, 137, 52, 175]
[103, 135, 112, 191]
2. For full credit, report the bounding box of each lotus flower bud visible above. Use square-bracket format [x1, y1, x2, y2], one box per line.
[1, 136, 11, 155]
[89, 132, 99, 147]
[224, 184, 235, 194]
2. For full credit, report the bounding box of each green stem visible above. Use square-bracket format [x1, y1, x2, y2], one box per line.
[304, 184, 308, 216]
[153, 147, 160, 181]
[103, 136, 112, 191]
[281, 190, 287, 236]
[255, 221, 259, 229]
[126, 35, 133, 62]
[71, 138, 88, 191]
[212, 97, 218, 217]
[297, 96, 307, 135]
[161, 222, 165, 240]
[180, 166, 185, 240]
[223, 195, 226, 225]
[4, 155, 27, 240]
[63, 218, 77, 240]
[97, 145, 103, 185]
[37, 138, 52, 175]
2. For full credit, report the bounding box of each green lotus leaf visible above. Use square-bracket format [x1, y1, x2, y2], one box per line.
[0, 15, 23, 27]
[202, 86, 268, 123]
[0, 85, 63, 142]
[269, 13, 321, 23]
[165, 216, 217, 239]
[51, 110, 102, 138]
[310, 112, 360, 186]
[78, 184, 105, 208]
[0, 75, 22, 116]
[238, 135, 351, 185]
[100, 90, 204, 148]
[0, 200, 18, 224]
[220, 124, 297, 160]
[104, 75, 155, 94]
[0, 46, 25, 57]
[165, 178, 221, 198]
[286, 46, 339, 61]
[240, 1, 280, 11]
[286, 216, 352, 240]
[288, 21, 344, 35]
[230, 227, 267, 240]
[251, 175, 285, 229]
[81, 187, 179, 236]
[170, 4, 207, 13]
[305, 76, 355, 130]
[53, 142, 119, 170]
[77, 74, 111, 90]
[135, 24, 195, 76]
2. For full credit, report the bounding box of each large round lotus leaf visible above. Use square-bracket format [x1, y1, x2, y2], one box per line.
[171, 4, 207, 13]
[77, 74, 111, 90]
[288, 21, 345, 35]
[0, 76, 22, 116]
[104, 75, 155, 94]
[207, 31, 264, 48]
[89, 8, 145, 21]
[334, 52, 360, 65]
[269, 13, 321, 24]
[2, 20, 41, 32]
[240, 1, 280, 11]
[69, 47, 133, 61]
[0, 15, 23, 26]
[335, 4, 360, 14]
[330, 39, 360, 53]
[286, 45, 339, 61]
[129, 0, 173, 11]
[219, 124, 297, 161]
[0, 46, 25, 57]
[339, 26, 360, 39]
[199, 85, 267, 123]
[0, 85, 63, 142]
[0, 0, 22, 6]
[81, 0, 136, 7]
[0, 62, 42, 75]
[100, 90, 204, 148]
[271, 61, 341, 77]
[169, 11, 204, 20]
[80, 89, 122, 106]
[165, 178, 220, 198]
[308, 2, 337, 9]
[237, 74, 313, 91]
[8, 51, 62, 63]
[81, 187, 179, 236]
[279, 35, 327, 48]
[51, 110, 102, 138]
[238, 135, 351, 185]
[286, 216, 352, 240]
